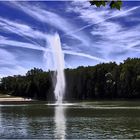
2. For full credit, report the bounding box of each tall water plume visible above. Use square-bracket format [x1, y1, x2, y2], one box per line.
[45, 33, 65, 104]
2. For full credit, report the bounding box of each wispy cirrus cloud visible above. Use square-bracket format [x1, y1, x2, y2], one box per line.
[0, 66, 28, 78]
[6, 1, 91, 47]
[0, 48, 28, 78]
[0, 17, 46, 48]
[0, 48, 17, 65]
[0, 1, 139, 77]
[67, 1, 140, 62]
[0, 37, 44, 51]
[0, 33, 106, 63]
[1, 2, 107, 65]
[66, 1, 140, 34]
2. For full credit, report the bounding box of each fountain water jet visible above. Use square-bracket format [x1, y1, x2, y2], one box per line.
[46, 33, 65, 104]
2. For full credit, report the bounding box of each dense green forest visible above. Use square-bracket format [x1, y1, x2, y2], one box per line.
[0, 58, 140, 101]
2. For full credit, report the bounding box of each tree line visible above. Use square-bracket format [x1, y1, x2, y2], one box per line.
[0, 58, 140, 101]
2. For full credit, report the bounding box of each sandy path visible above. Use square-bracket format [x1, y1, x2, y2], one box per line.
[0, 97, 26, 101]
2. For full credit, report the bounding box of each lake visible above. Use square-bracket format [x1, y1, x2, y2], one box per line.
[0, 101, 140, 139]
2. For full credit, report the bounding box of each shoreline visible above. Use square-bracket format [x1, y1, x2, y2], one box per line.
[0, 98, 40, 105]
[0, 97, 27, 102]
[0, 94, 35, 104]
[1, 93, 140, 104]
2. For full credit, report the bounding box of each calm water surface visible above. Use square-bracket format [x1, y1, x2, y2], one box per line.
[0, 101, 140, 139]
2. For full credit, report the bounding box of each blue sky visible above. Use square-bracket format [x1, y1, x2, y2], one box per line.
[0, 1, 140, 77]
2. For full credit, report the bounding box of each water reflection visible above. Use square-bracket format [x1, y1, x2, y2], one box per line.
[54, 105, 66, 140]
[0, 105, 28, 138]
[1, 102, 140, 139]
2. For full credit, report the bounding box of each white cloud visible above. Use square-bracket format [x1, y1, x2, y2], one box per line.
[0, 66, 28, 78]
[0, 34, 106, 63]
[66, 1, 140, 34]
[0, 48, 17, 65]
[2, 2, 108, 63]
[67, 1, 140, 61]
[6, 1, 92, 47]
[0, 48, 28, 77]
[64, 50, 108, 62]
[0, 1, 139, 77]
[0, 38, 45, 51]
[0, 17, 46, 48]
